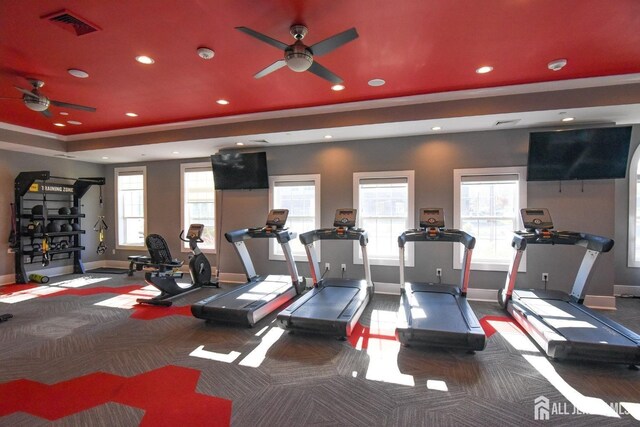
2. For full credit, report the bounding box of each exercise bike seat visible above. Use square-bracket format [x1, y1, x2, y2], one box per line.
[145, 234, 183, 271]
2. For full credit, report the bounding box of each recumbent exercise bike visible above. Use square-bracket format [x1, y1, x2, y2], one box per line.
[128, 224, 218, 306]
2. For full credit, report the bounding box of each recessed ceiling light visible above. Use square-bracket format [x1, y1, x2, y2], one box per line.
[216, 99, 229, 105]
[562, 117, 575, 122]
[53, 123, 65, 127]
[431, 126, 442, 131]
[197, 47, 215, 60]
[172, 151, 180, 154]
[324, 135, 333, 139]
[368, 78, 385, 87]
[475, 66, 493, 74]
[331, 84, 345, 91]
[236, 142, 244, 146]
[102, 156, 109, 160]
[67, 68, 89, 78]
[59, 111, 69, 116]
[67, 120, 82, 125]
[135, 55, 155, 64]
[548, 59, 567, 71]
[125, 112, 138, 117]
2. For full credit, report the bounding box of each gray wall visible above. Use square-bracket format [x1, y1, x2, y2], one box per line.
[103, 125, 636, 296]
[0, 150, 106, 278]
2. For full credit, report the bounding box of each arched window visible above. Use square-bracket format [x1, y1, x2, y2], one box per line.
[628, 145, 640, 267]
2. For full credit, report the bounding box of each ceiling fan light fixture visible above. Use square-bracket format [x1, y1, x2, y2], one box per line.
[67, 68, 89, 78]
[24, 96, 50, 111]
[285, 47, 313, 72]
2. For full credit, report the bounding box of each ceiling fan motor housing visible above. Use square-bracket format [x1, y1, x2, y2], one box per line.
[285, 42, 313, 72]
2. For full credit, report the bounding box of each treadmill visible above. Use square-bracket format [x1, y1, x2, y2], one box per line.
[276, 208, 373, 338]
[191, 209, 304, 327]
[499, 208, 640, 364]
[396, 208, 486, 351]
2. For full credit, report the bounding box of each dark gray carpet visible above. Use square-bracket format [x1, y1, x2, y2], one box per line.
[0, 273, 639, 426]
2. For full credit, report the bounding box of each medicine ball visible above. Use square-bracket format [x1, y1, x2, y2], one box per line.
[47, 222, 61, 233]
[32, 205, 44, 215]
[58, 207, 71, 215]
[60, 223, 73, 232]
[71, 223, 81, 231]
[70, 207, 78, 215]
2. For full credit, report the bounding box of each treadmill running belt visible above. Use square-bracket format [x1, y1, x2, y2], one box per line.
[290, 286, 361, 321]
[407, 292, 469, 333]
[521, 298, 638, 347]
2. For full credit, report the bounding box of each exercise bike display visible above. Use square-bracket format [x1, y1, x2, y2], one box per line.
[132, 224, 218, 307]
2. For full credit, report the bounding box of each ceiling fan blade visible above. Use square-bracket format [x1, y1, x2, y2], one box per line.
[310, 27, 358, 56]
[307, 61, 343, 84]
[236, 27, 289, 51]
[50, 100, 96, 112]
[14, 86, 38, 98]
[254, 59, 287, 79]
[40, 109, 52, 118]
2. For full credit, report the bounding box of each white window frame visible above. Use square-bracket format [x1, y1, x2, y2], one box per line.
[268, 174, 321, 262]
[115, 166, 147, 250]
[453, 166, 527, 272]
[353, 170, 415, 267]
[628, 144, 640, 267]
[180, 162, 216, 254]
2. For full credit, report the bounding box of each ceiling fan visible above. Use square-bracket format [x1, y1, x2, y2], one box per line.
[235, 24, 358, 84]
[13, 78, 96, 117]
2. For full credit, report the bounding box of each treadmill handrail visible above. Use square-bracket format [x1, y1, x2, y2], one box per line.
[398, 228, 474, 294]
[300, 228, 368, 246]
[225, 228, 297, 244]
[513, 230, 613, 253]
[398, 228, 475, 249]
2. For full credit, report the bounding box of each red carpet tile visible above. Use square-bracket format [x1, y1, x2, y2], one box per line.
[0, 365, 232, 426]
[130, 304, 193, 320]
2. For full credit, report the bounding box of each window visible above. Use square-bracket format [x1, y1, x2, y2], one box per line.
[628, 146, 640, 267]
[453, 166, 527, 271]
[353, 171, 414, 266]
[269, 174, 321, 261]
[181, 162, 215, 253]
[115, 166, 146, 249]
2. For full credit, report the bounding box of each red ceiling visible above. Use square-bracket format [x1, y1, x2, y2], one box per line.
[1, 0, 639, 136]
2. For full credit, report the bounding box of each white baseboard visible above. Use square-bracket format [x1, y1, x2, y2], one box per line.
[614, 285, 640, 297]
[466, 288, 498, 302]
[0, 260, 107, 286]
[583, 295, 616, 310]
[375, 282, 401, 295]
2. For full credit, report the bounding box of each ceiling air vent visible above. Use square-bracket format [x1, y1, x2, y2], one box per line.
[494, 119, 521, 127]
[42, 10, 101, 36]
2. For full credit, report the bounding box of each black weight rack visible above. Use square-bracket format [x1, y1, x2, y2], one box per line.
[12, 171, 105, 284]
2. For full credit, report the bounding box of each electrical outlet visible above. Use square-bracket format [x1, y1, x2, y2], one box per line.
[7, 248, 15, 254]
[341, 264, 346, 272]
[112, 249, 116, 255]
[436, 268, 442, 277]
[542, 273, 549, 281]
[325, 263, 330, 271]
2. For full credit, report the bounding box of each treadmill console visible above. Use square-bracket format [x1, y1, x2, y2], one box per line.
[419, 208, 445, 229]
[265, 209, 289, 229]
[186, 224, 205, 240]
[521, 208, 554, 230]
[333, 208, 357, 228]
